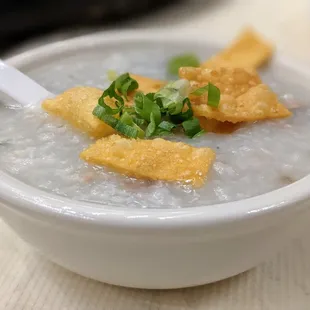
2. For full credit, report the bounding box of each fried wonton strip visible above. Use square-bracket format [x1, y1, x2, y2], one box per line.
[130, 74, 166, 94]
[179, 67, 261, 98]
[42, 76, 165, 137]
[198, 117, 243, 134]
[192, 84, 291, 123]
[179, 67, 291, 123]
[42, 87, 116, 138]
[201, 28, 274, 69]
[80, 135, 215, 186]
[125, 74, 166, 107]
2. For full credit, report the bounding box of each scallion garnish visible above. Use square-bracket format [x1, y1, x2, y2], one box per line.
[169, 98, 194, 124]
[182, 118, 204, 138]
[107, 70, 118, 82]
[192, 130, 205, 139]
[191, 85, 210, 96]
[93, 74, 143, 138]
[158, 121, 176, 132]
[98, 80, 124, 110]
[153, 128, 174, 137]
[115, 73, 139, 101]
[132, 116, 146, 127]
[119, 112, 145, 138]
[168, 54, 200, 76]
[134, 92, 161, 124]
[92, 73, 219, 139]
[145, 112, 157, 138]
[93, 105, 118, 125]
[207, 83, 221, 108]
[93, 106, 141, 138]
[154, 79, 190, 115]
[191, 83, 221, 108]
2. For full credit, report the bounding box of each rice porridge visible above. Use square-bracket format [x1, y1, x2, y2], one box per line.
[0, 46, 309, 209]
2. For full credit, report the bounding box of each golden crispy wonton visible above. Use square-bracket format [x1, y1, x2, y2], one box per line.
[179, 67, 291, 123]
[130, 74, 165, 94]
[192, 84, 291, 123]
[180, 66, 262, 98]
[42, 75, 165, 138]
[201, 28, 274, 69]
[42, 87, 116, 138]
[80, 134, 215, 186]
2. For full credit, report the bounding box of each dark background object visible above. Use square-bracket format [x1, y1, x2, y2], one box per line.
[1, 0, 179, 51]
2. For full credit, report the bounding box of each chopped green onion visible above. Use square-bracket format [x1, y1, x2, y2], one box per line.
[119, 112, 145, 138]
[168, 53, 200, 76]
[182, 117, 203, 138]
[119, 111, 133, 125]
[93, 72, 206, 140]
[207, 83, 221, 108]
[115, 73, 139, 100]
[191, 85, 210, 96]
[153, 128, 174, 137]
[93, 107, 144, 139]
[100, 81, 124, 109]
[181, 97, 194, 120]
[107, 70, 118, 81]
[191, 83, 220, 108]
[192, 130, 205, 139]
[115, 122, 140, 138]
[93, 105, 118, 127]
[98, 93, 120, 115]
[154, 79, 190, 115]
[123, 106, 135, 114]
[158, 121, 176, 132]
[169, 98, 193, 124]
[132, 116, 146, 127]
[145, 112, 157, 138]
[146, 92, 155, 101]
[134, 92, 161, 124]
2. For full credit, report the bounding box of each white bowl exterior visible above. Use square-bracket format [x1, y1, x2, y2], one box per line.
[1, 198, 309, 289]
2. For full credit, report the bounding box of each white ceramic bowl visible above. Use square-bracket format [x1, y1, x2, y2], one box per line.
[1, 30, 310, 289]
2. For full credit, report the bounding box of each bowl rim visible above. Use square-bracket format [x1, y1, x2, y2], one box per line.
[1, 28, 310, 230]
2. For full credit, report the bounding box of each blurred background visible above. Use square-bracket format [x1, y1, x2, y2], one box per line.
[1, 0, 180, 52]
[2, 0, 310, 64]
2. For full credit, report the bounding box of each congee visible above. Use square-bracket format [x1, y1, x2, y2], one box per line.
[0, 28, 308, 208]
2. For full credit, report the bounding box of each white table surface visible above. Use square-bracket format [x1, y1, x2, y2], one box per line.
[2, 0, 310, 309]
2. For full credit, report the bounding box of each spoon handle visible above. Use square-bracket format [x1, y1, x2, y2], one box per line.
[0, 59, 52, 106]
